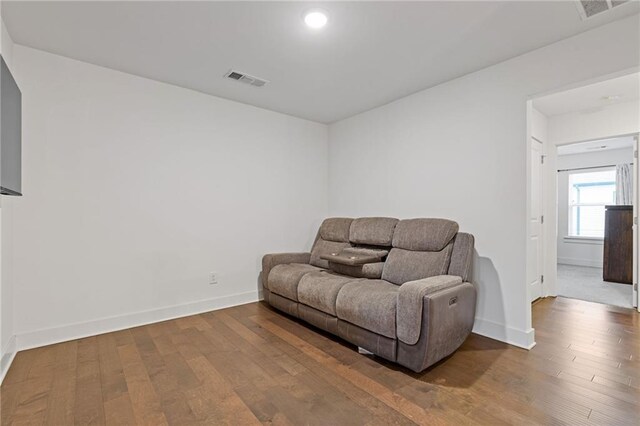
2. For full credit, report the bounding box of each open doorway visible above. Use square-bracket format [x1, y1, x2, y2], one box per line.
[555, 136, 635, 308]
[527, 71, 640, 313]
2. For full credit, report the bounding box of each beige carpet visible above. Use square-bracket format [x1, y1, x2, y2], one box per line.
[557, 264, 633, 308]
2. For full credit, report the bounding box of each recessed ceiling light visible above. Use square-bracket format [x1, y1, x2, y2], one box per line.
[602, 95, 622, 101]
[304, 9, 328, 29]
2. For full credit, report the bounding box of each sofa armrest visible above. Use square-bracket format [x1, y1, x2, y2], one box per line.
[397, 275, 463, 345]
[261, 252, 311, 289]
[397, 282, 476, 371]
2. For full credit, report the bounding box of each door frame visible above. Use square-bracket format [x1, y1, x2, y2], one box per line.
[526, 69, 640, 343]
[525, 102, 552, 306]
[524, 101, 547, 344]
[539, 132, 639, 311]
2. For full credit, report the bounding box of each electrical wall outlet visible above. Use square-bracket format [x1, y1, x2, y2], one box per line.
[209, 272, 218, 285]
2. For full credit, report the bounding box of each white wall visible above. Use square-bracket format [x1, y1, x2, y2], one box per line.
[549, 100, 640, 145]
[557, 147, 634, 170]
[9, 45, 328, 349]
[531, 108, 548, 142]
[328, 15, 639, 348]
[0, 14, 12, 67]
[556, 148, 634, 268]
[0, 10, 17, 381]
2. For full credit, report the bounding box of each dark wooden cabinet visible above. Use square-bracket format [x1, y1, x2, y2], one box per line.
[603, 205, 633, 284]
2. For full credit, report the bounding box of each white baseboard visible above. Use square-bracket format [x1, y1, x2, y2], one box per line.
[472, 318, 536, 349]
[557, 258, 602, 268]
[16, 290, 259, 352]
[0, 335, 17, 385]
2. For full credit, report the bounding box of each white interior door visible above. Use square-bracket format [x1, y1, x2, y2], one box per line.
[529, 138, 544, 302]
[633, 135, 638, 309]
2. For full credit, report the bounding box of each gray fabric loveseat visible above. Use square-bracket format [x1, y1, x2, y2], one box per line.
[261, 217, 476, 372]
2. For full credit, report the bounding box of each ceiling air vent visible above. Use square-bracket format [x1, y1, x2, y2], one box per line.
[576, 0, 629, 20]
[224, 70, 269, 87]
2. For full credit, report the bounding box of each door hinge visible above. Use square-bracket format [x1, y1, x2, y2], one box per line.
[541, 215, 544, 224]
[541, 155, 546, 164]
[541, 275, 544, 284]
[634, 282, 638, 291]
[635, 150, 638, 159]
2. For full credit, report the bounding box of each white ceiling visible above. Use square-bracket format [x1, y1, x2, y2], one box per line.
[3, 1, 639, 123]
[534, 72, 640, 116]
[557, 135, 635, 155]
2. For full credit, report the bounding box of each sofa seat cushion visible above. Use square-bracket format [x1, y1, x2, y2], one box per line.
[335, 280, 399, 339]
[298, 272, 359, 316]
[268, 263, 324, 301]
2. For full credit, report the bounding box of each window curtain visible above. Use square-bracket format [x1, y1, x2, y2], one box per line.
[615, 163, 633, 205]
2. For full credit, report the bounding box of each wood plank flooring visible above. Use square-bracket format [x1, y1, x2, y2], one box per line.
[1, 297, 639, 425]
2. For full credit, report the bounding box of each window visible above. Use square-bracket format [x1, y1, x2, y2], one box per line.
[568, 169, 616, 238]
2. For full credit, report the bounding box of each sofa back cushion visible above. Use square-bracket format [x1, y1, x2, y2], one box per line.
[392, 218, 458, 251]
[349, 217, 398, 246]
[310, 218, 353, 268]
[382, 218, 458, 285]
[319, 217, 353, 242]
[382, 245, 454, 285]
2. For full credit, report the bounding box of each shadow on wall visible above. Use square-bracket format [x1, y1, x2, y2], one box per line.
[257, 273, 264, 300]
[472, 252, 506, 335]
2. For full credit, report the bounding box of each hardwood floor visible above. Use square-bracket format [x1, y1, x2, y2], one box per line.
[1, 297, 639, 425]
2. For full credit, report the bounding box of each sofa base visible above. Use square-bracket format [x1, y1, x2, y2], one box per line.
[298, 304, 339, 335]
[265, 283, 475, 373]
[336, 319, 397, 362]
[265, 290, 340, 336]
[266, 291, 299, 317]
[265, 293, 399, 363]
